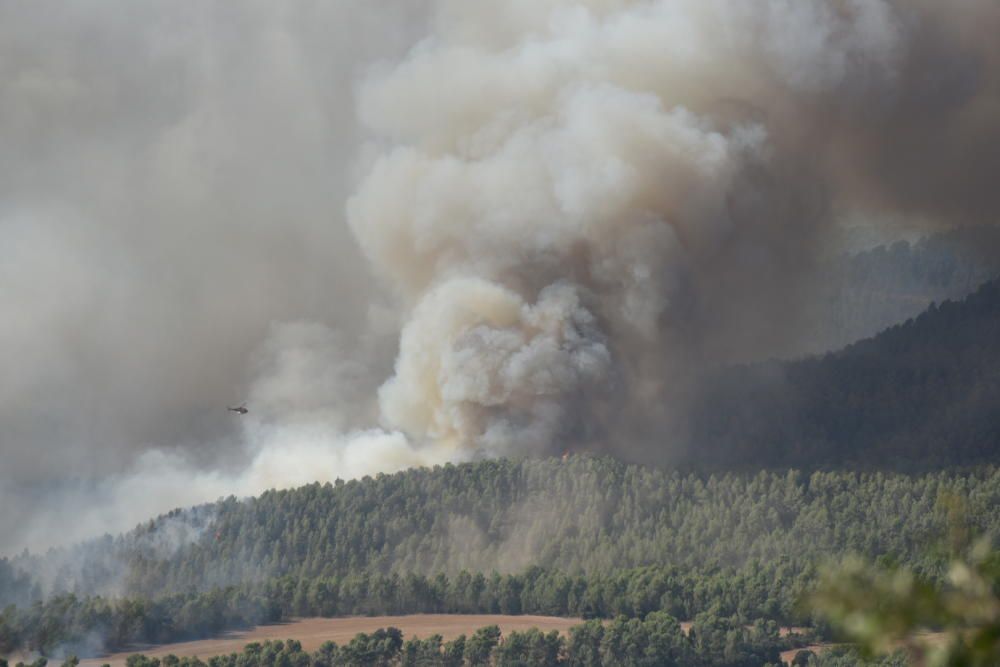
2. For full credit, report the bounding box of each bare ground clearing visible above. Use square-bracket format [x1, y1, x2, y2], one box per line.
[78, 615, 583, 667]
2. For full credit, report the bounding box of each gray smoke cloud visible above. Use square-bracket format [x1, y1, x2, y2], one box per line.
[3, 0, 1000, 553]
[0, 0, 431, 552]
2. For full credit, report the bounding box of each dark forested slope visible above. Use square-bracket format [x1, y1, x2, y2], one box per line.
[683, 278, 1000, 468]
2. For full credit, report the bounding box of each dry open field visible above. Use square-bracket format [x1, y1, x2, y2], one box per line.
[77, 615, 583, 667]
[70, 617, 837, 666]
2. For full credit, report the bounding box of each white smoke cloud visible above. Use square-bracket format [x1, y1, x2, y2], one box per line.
[9, 319, 461, 552]
[380, 279, 612, 453]
[9, 429, 453, 553]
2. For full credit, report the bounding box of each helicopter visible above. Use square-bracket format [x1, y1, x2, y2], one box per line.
[227, 403, 248, 415]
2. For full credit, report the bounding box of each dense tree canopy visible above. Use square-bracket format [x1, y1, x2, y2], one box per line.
[10, 462, 1000, 603]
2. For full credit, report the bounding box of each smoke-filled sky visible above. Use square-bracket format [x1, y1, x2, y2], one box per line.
[3, 0, 999, 553]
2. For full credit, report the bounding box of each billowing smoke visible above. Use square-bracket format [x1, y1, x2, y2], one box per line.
[4, 0, 1000, 552]
[349, 0, 1000, 457]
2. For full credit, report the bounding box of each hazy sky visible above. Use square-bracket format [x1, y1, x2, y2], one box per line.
[3, 0, 999, 554]
[0, 1, 427, 550]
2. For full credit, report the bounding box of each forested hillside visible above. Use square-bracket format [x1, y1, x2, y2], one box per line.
[8, 460, 1000, 602]
[3, 460, 997, 659]
[683, 278, 1000, 468]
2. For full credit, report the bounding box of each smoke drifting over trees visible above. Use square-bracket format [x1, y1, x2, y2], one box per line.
[3, 1, 1000, 551]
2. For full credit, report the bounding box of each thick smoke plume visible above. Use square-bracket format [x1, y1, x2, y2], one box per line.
[351, 0, 1000, 457]
[3, 0, 1000, 552]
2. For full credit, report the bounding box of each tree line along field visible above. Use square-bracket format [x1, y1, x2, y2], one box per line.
[71, 616, 583, 667]
[76, 617, 902, 667]
[67, 617, 884, 667]
[76, 612, 820, 667]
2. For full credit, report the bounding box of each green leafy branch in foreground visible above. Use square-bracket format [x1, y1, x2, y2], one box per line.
[812, 540, 1000, 666]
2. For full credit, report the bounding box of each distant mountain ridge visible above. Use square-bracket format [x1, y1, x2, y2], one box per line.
[682, 277, 1000, 468]
[805, 225, 1000, 353]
